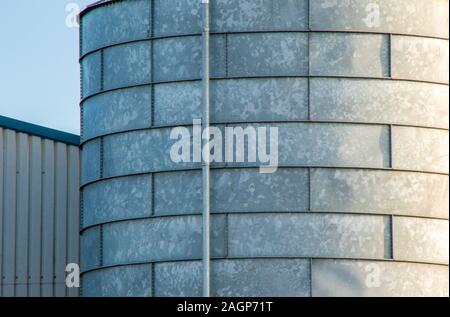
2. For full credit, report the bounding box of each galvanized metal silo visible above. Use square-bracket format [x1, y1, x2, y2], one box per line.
[79, 0, 449, 297]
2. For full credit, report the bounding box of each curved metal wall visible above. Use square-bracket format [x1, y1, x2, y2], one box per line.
[79, 0, 449, 297]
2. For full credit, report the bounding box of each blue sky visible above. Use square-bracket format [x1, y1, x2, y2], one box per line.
[0, 0, 94, 134]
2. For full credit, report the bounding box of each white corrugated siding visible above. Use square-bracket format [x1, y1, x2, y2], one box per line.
[0, 128, 79, 297]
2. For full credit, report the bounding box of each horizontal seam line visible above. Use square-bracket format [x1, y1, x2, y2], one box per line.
[79, 212, 450, 234]
[80, 257, 450, 275]
[79, 30, 449, 60]
[79, 121, 450, 146]
[79, 76, 449, 104]
[80, 167, 449, 189]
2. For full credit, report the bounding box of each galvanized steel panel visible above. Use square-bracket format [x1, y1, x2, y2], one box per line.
[392, 127, 449, 174]
[98, 123, 389, 181]
[212, 259, 311, 297]
[310, 33, 389, 77]
[227, 33, 309, 77]
[153, 36, 226, 82]
[82, 175, 152, 228]
[311, 169, 449, 219]
[211, 0, 308, 33]
[153, 78, 309, 128]
[82, 264, 152, 297]
[154, 168, 309, 216]
[152, 36, 202, 82]
[310, 0, 449, 39]
[81, 0, 151, 55]
[104, 41, 152, 90]
[81, 139, 101, 185]
[274, 123, 389, 168]
[81, 51, 102, 98]
[80, 166, 309, 227]
[312, 260, 449, 297]
[79, 0, 449, 297]
[154, 261, 202, 297]
[80, 226, 101, 272]
[212, 168, 309, 213]
[393, 217, 449, 265]
[154, 0, 202, 36]
[102, 128, 198, 179]
[82, 86, 152, 141]
[154, 171, 202, 216]
[102, 215, 226, 266]
[155, 259, 311, 297]
[392, 36, 449, 84]
[228, 213, 391, 259]
[154, 81, 202, 126]
[211, 78, 309, 123]
[310, 79, 449, 129]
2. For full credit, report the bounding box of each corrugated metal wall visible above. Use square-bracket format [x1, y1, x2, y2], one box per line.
[0, 127, 80, 297]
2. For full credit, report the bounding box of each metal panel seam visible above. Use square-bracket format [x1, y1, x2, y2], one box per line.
[79, 76, 449, 104]
[79, 166, 449, 190]
[80, 256, 450, 277]
[79, 31, 449, 61]
[78, 212, 449, 233]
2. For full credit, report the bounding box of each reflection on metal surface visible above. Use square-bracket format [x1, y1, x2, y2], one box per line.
[79, 0, 449, 297]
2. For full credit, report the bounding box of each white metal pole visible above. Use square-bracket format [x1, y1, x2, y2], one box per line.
[201, 0, 211, 298]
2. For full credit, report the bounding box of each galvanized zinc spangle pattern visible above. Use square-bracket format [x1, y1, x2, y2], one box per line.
[79, 0, 449, 297]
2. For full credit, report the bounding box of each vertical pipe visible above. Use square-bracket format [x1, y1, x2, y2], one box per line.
[201, 0, 211, 298]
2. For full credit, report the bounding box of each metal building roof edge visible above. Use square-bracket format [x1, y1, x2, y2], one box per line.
[0, 115, 80, 146]
[79, 0, 120, 18]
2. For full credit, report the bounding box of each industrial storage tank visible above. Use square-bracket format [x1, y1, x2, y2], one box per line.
[79, 0, 449, 297]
